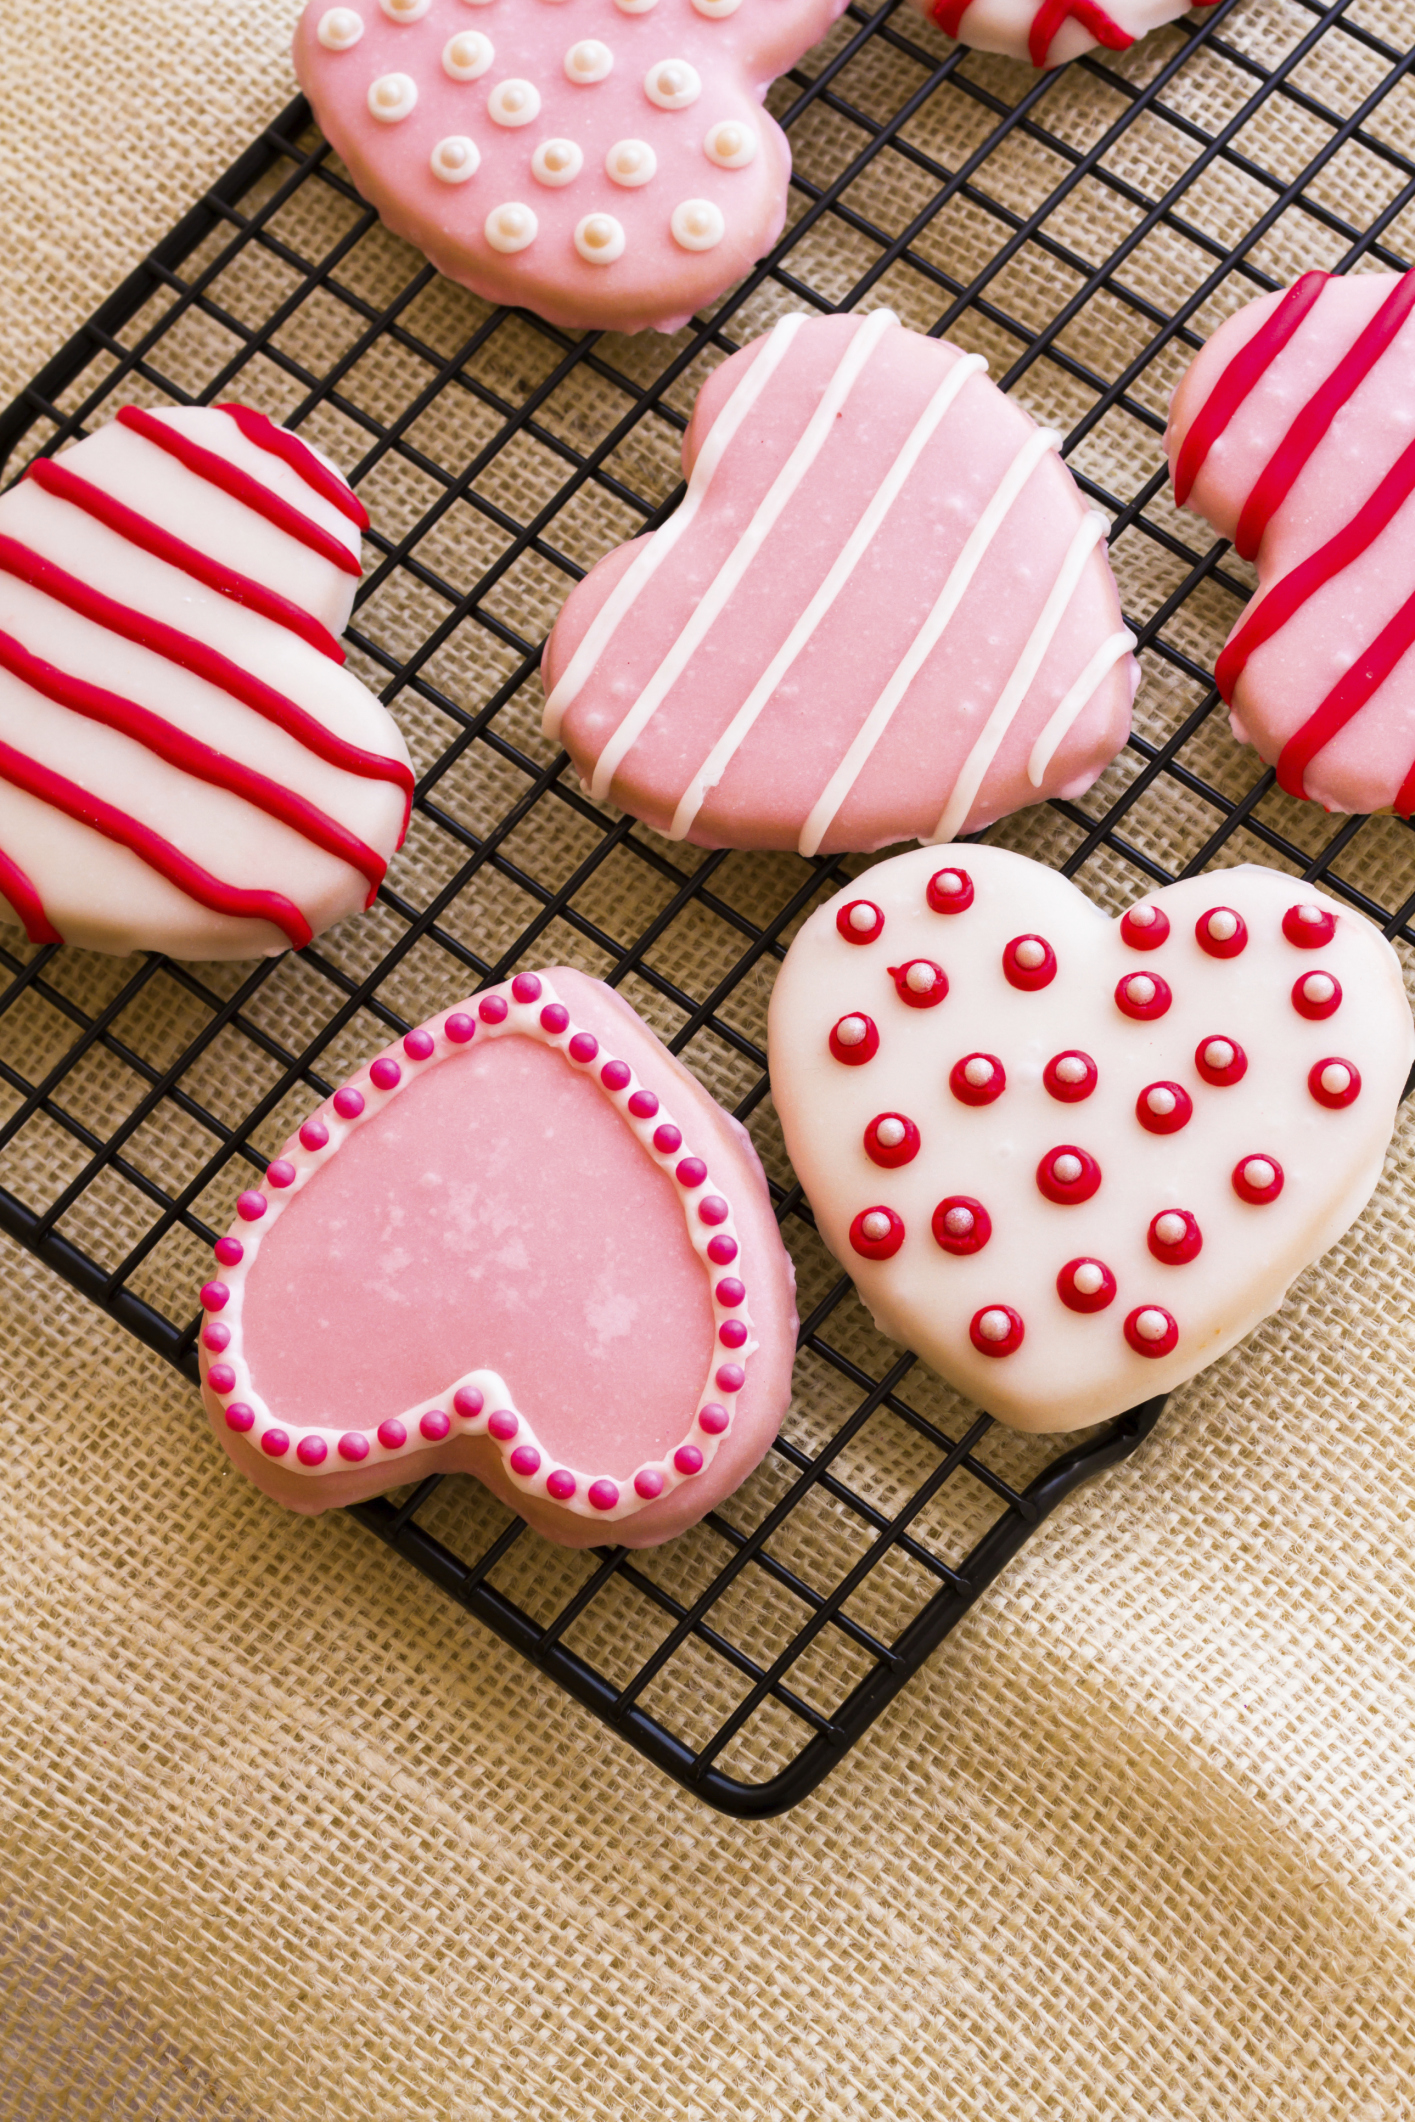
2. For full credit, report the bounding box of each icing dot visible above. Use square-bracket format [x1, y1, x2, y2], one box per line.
[706, 1234, 738, 1266]
[297, 1436, 328, 1466]
[1233, 1155, 1284, 1205]
[261, 1430, 291, 1458]
[830, 1013, 879, 1064]
[380, 0, 430, 18]
[368, 72, 418, 122]
[716, 1363, 746, 1393]
[576, 214, 627, 264]
[485, 203, 538, 251]
[370, 1057, 401, 1091]
[334, 1087, 365, 1118]
[1115, 971, 1172, 1020]
[850, 1205, 905, 1259]
[1196, 1035, 1247, 1086]
[511, 972, 542, 1004]
[200, 1281, 229, 1313]
[565, 39, 614, 82]
[479, 998, 509, 1025]
[546, 1470, 577, 1501]
[1310, 1057, 1361, 1109]
[488, 1409, 519, 1441]
[715, 1277, 746, 1306]
[338, 1432, 370, 1461]
[1121, 904, 1170, 950]
[606, 138, 656, 186]
[698, 1196, 730, 1227]
[891, 958, 948, 1008]
[442, 30, 494, 79]
[633, 1467, 665, 1500]
[420, 1410, 451, 1441]
[927, 867, 974, 913]
[847, 901, 879, 933]
[1136, 1081, 1192, 1135]
[1148, 1209, 1202, 1264]
[704, 119, 756, 168]
[931, 1195, 991, 1255]
[866, 1112, 920, 1167]
[510, 1445, 542, 1477]
[671, 199, 725, 251]
[970, 1306, 1023, 1357]
[377, 1419, 407, 1450]
[600, 1059, 631, 1091]
[628, 1090, 659, 1119]
[1037, 1146, 1102, 1204]
[676, 1155, 707, 1188]
[206, 1362, 237, 1394]
[1003, 935, 1057, 990]
[673, 1444, 704, 1475]
[403, 1028, 435, 1060]
[1293, 970, 1341, 1021]
[454, 1385, 485, 1419]
[1283, 903, 1336, 948]
[646, 59, 702, 109]
[1124, 1305, 1180, 1357]
[950, 1052, 1005, 1107]
[318, 10, 364, 52]
[588, 1479, 620, 1511]
[692, 0, 742, 14]
[266, 1159, 296, 1188]
[1196, 907, 1248, 959]
[224, 1403, 255, 1433]
[568, 1032, 599, 1064]
[540, 1003, 570, 1034]
[488, 80, 541, 126]
[236, 1190, 268, 1222]
[654, 1124, 683, 1154]
[445, 1012, 475, 1043]
[532, 138, 584, 186]
[1043, 1051, 1097, 1103]
[1057, 1258, 1117, 1313]
[698, 1403, 730, 1435]
[201, 1321, 229, 1351]
[214, 1236, 244, 1267]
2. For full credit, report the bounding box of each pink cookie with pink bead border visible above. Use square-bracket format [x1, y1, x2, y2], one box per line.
[293, 0, 846, 335]
[198, 965, 796, 1545]
[768, 843, 1412, 1433]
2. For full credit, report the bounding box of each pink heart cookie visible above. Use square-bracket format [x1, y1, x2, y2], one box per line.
[909, 0, 1218, 71]
[293, 0, 846, 334]
[1167, 270, 1415, 819]
[0, 405, 411, 959]
[198, 966, 797, 1547]
[543, 310, 1137, 853]
[768, 844, 1412, 1433]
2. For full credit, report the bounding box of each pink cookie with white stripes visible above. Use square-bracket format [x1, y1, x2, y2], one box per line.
[293, 0, 846, 335]
[0, 404, 411, 960]
[768, 845, 1412, 1432]
[543, 310, 1137, 853]
[198, 967, 796, 1547]
[1168, 270, 1415, 819]
[908, 0, 1217, 71]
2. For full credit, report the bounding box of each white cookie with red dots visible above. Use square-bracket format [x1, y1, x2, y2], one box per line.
[768, 845, 1412, 1433]
[198, 966, 797, 1547]
[909, 0, 1218, 71]
[294, 0, 846, 335]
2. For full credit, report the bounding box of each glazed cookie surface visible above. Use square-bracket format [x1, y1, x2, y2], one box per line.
[543, 310, 1136, 853]
[768, 844, 1412, 1432]
[293, 0, 846, 334]
[910, 0, 1217, 69]
[0, 405, 412, 960]
[1168, 269, 1415, 819]
[198, 966, 797, 1548]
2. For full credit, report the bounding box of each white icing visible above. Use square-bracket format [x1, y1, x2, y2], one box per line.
[1073, 1262, 1105, 1294]
[704, 119, 757, 168]
[532, 139, 584, 186]
[876, 1117, 906, 1146]
[442, 31, 494, 79]
[1320, 1063, 1351, 1094]
[317, 9, 364, 52]
[1207, 910, 1238, 940]
[485, 202, 537, 251]
[670, 198, 725, 252]
[1134, 1309, 1169, 1341]
[1154, 1214, 1186, 1245]
[836, 1015, 868, 1045]
[645, 59, 702, 109]
[431, 136, 480, 183]
[487, 79, 541, 126]
[605, 139, 656, 187]
[1025, 629, 1135, 789]
[368, 72, 418, 122]
[848, 902, 877, 931]
[379, 0, 430, 17]
[565, 38, 614, 82]
[575, 213, 627, 264]
[1205, 1039, 1234, 1069]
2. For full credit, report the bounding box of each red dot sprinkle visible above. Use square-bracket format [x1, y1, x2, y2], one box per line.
[1195, 1036, 1247, 1086]
[1115, 972, 1171, 1021]
[628, 1090, 659, 1119]
[715, 1278, 746, 1306]
[1148, 1210, 1202, 1265]
[716, 1363, 746, 1394]
[540, 1003, 570, 1034]
[509, 1445, 541, 1477]
[370, 1057, 401, 1091]
[454, 1385, 485, 1419]
[546, 1470, 577, 1501]
[333, 1087, 365, 1119]
[1292, 972, 1341, 1021]
[299, 1119, 329, 1152]
[200, 1280, 229, 1312]
[927, 867, 974, 913]
[932, 1196, 991, 1255]
[890, 958, 948, 1008]
[214, 1236, 244, 1267]
[1037, 1147, 1102, 1204]
[1121, 904, 1170, 950]
[850, 1206, 905, 1259]
[201, 1322, 230, 1352]
[1309, 1058, 1361, 1109]
[699, 1196, 730, 1227]
[297, 1436, 328, 1466]
[224, 1403, 255, 1433]
[698, 1404, 730, 1435]
[261, 1429, 290, 1458]
[837, 899, 884, 944]
[569, 1033, 599, 1065]
[588, 1478, 619, 1511]
[206, 1362, 236, 1394]
[403, 1028, 435, 1060]
[1283, 904, 1336, 948]
[601, 1059, 631, 1091]
[950, 1053, 1005, 1107]
[487, 1409, 519, 1441]
[706, 1235, 738, 1266]
[377, 1418, 407, 1450]
[1057, 1259, 1116, 1313]
[970, 1306, 1024, 1357]
[830, 1013, 879, 1065]
[1003, 936, 1056, 991]
[673, 1445, 704, 1476]
[1043, 1051, 1098, 1103]
[653, 1124, 683, 1154]
[1124, 1305, 1179, 1357]
[1195, 908, 1247, 959]
[236, 1191, 267, 1222]
[478, 995, 509, 1024]
[1232, 1155, 1284, 1206]
[676, 1156, 707, 1188]
[420, 1409, 451, 1441]
[865, 1112, 920, 1168]
[266, 1159, 296, 1188]
[338, 1432, 370, 1461]
[512, 972, 542, 1004]
[444, 1012, 475, 1044]
[718, 1319, 748, 1349]
[634, 1468, 665, 1499]
[1135, 1082, 1193, 1136]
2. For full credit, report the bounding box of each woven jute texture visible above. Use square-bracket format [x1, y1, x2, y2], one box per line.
[3, 0, 1415, 2116]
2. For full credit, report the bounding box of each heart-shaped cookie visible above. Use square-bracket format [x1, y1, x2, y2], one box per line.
[544, 310, 1136, 853]
[910, 0, 1218, 71]
[1167, 270, 1415, 819]
[768, 845, 1413, 1432]
[198, 966, 796, 1547]
[293, 0, 846, 334]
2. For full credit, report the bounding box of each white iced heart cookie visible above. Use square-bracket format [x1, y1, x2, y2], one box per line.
[768, 845, 1413, 1432]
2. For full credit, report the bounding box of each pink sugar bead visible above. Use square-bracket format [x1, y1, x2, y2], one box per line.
[512, 973, 543, 1005]
[296, 1436, 328, 1467]
[200, 1280, 229, 1313]
[333, 1087, 365, 1119]
[201, 1322, 230, 1353]
[697, 1404, 730, 1436]
[653, 1124, 683, 1155]
[266, 1159, 296, 1189]
[224, 1402, 255, 1433]
[445, 1012, 475, 1044]
[674, 1445, 704, 1477]
[569, 1033, 599, 1065]
[628, 1090, 658, 1120]
[261, 1429, 289, 1458]
[299, 1119, 329, 1152]
[675, 1156, 707, 1189]
[487, 1409, 519, 1442]
[213, 1235, 244, 1267]
[699, 1197, 730, 1227]
[600, 1060, 631, 1091]
[403, 1028, 435, 1061]
[718, 1319, 748, 1349]
[540, 1003, 570, 1035]
[206, 1362, 236, 1394]
[706, 1235, 738, 1267]
[545, 1470, 577, 1502]
[633, 1468, 665, 1500]
[716, 1363, 746, 1394]
[509, 1445, 541, 1478]
[587, 1479, 619, 1512]
[370, 1057, 401, 1091]
[715, 1278, 746, 1307]
[377, 1418, 407, 1451]
[236, 1191, 267, 1222]
[478, 995, 509, 1025]
[420, 1409, 451, 1441]
[453, 1385, 485, 1420]
[338, 1432, 370, 1462]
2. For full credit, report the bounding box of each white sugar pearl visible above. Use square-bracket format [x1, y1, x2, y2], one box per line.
[1204, 1039, 1234, 1070]
[1243, 1158, 1275, 1191]
[532, 138, 583, 186]
[671, 199, 725, 251]
[431, 136, 480, 183]
[905, 963, 937, 994]
[1052, 1154, 1082, 1184]
[1304, 974, 1335, 1003]
[368, 72, 418, 122]
[1015, 939, 1045, 968]
[1135, 1309, 1169, 1342]
[1126, 975, 1155, 1004]
[565, 39, 613, 83]
[704, 119, 757, 169]
[575, 213, 626, 263]
[1146, 1087, 1176, 1116]
[380, 0, 429, 18]
[1073, 1262, 1105, 1295]
[485, 202, 537, 252]
[318, 9, 364, 52]
[458, 0, 497, 7]
[836, 1016, 867, 1046]
[936, 871, 964, 895]
[977, 1309, 1012, 1343]
[614, 0, 657, 12]
[1207, 910, 1237, 940]
[1154, 1214, 1187, 1246]
[488, 79, 541, 126]
[848, 903, 877, 932]
[1055, 1055, 1087, 1083]
[646, 59, 702, 110]
[963, 1056, 993, 1087]
[443, 31, 494, 79]
[861, 1212, 891, 1242]
[876, 1118, 906, 1147]
[1129, 903, 1157, 926]
[1321, 1063, 1351, 1095]
[692, 0, 742, 13]
[944, 1207, 975, 1237]
[1296, 904, 1324, 925]
[606, 139, 656, 187]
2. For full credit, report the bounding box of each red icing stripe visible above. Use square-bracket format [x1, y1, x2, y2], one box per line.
[216, 404, 370, 534]
[1276, 583, 1415, 808]
[0, 535, 412, 836]
[0, 841, 61, 944]
[0, 628, 387, 903]
[1027, 0, 1133, 66]
[116, 406, 361, 578]
[1172, 272, 1328, 510]
[25, 457, 345, 663]
[1233, 271, 1415, 560]
[0, 732, 311, 948]
[931, 0, 972, 32]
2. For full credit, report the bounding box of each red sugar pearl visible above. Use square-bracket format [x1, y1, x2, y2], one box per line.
[200, 1280, 229, 1313]
[546, 1469, 577, 1501]
[850, 1206, 905, 1260]
[628, 1090, 659, 1119]
[453, 1385, 485, 1420]
[201, 1322, 230, 1353]
[654, 1124, 683, 1155]
[1196, 908, 1247, 959]
[588, 1479, 620, 1511]
[224, 1403, 255, 1433]
[1115, 971, 1171, 1021]
[1003, 936, 1056, 991]
[927, 866, 974, 913]
[509, 1445, 541, 1477]
[600, 1059, 631, 1091]
[676, 1156, 707, 1188]
[837, 899, 884, 944]
[1121, 903, 1170, 950]
[296, 1436, 328, 1467]
[706, 1234, 738, 1266]
[511, 972, 542, 1004]
[333, 1087, 365, 1119]
[1283, 903, 1336, 948]
[338, 1432, 370, 1462]
[1124, 1306, 1179, 1358]
[970, 1306, 1024, 1358]
[370, 1057, 401, 1091]
[266, 1159, 296, 1188]
[487, 1409, 519, 1442]
[403, 1028, 435, 1061]
[715, 1277, 746, 1306]
[540, 1003, 570, 1034]
[213, 1235, 244, 1267]
[377, 1418, 407, 1450]
[716, 1363, 746, 1394]
[1293, 971, 1341, 1021]
[478, 994, 509, 1024]
[236, 1191, 267, 1222]
[261, 1430, 290, 1458]
[674, 1445, 704, 1477]
[299, 1119, 329, 1152]
[206, 1362, 237, 1394]
[698, 1404, 730, 1436]
[444, 1012, 475, 1044]
[569, 1033, 599, 1065]
[718, 1319, 748, 1349]
[698, 1196, 729, 1227]
[420, 1409, 451, 1441]
[634, 1468, 665, 1500]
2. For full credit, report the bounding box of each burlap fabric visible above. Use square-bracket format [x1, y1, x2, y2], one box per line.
[3, 1, 1415, 2114]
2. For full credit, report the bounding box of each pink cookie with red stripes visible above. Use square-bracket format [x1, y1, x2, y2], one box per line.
[768, 844, 1411, 1433]
[1168, 270, 1415, 819]
[909, 0, 1217, 71]
[293, 0, 845, 335]
[543, 310, 1137, 854]
[0, 404, 411, 960]
[198, 966, 796, 1547]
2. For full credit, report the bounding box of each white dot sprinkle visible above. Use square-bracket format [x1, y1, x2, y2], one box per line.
[1297, 904, 1324, 925]
[605, 139, 656, 186]
[646, 59, 702, 109]
[1073, 1262, 1104, 1295]
[318, 9, 364, 52]
[614, 0, 657, 11]
[1052, 1154, 1082, 1184]
[692, 0, 742, 14]
[1204, 1040, 1234, 1070]
[977, 1309, 1012, 1342]
[836, 1016, 867, 1047]
[876, 1118, 906, 1148]
[1015, 939, 1045, 968]
[443, 30, 494, 79]
[704, 119, 756, 169]
[1155, 1214, 1187, 1246]
[936, 871, 964, 895]
[862, 1212, 891, 1242]
[905, 963, 937, 994]
[1243, 1158, 1275, 1191]
[1126, 976, 1155, 1005]
[671, 198, 724, 251]
[1135, 1309, 1169, 1342]
[963, 1057, 993, 1087]
[565, 38, 613, 82]
[1146, 1087, 1177, 1116]
[430, 136, 480, 183]
[1055, 1055, 1088, 1084]
[1207, 910, 1237, 940]
[368, 71, 418, 121]
[488, 79, 541, 126]
[1130, 904, 1157, 926]
[848, 903, 877, 933]
[484, 202, 537, 252]
[575, 213, 626, 263]
[1321, 1063, 1351, 1095]
[1304, 974, 1335, 1003]
[944, 1207, 975, 1237]
[380, 0, 430, 18]
[531, 138, 583, 186]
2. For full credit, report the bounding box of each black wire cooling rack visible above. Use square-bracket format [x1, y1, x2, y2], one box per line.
[3, 0, 1415, 1816]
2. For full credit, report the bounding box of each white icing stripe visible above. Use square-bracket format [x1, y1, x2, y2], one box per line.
[1026, 629, 1136, 790]
[541, 311, 808, 741]
[587, 308, 901, 803]
[930, 510, 1109, 845]
[797, 424, 1061, 860]
[666, 351, 989, 843]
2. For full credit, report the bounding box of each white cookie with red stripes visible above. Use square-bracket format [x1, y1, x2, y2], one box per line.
[910, 0, 1218, 70]
[0, 404, 412, 960]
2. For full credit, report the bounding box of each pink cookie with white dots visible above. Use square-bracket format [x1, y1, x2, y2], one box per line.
[906, 0, 1218, 72]
[293, 0, 846, 335]
[768, 844, 1412, 1433]
[198, 966, 796, 1546]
